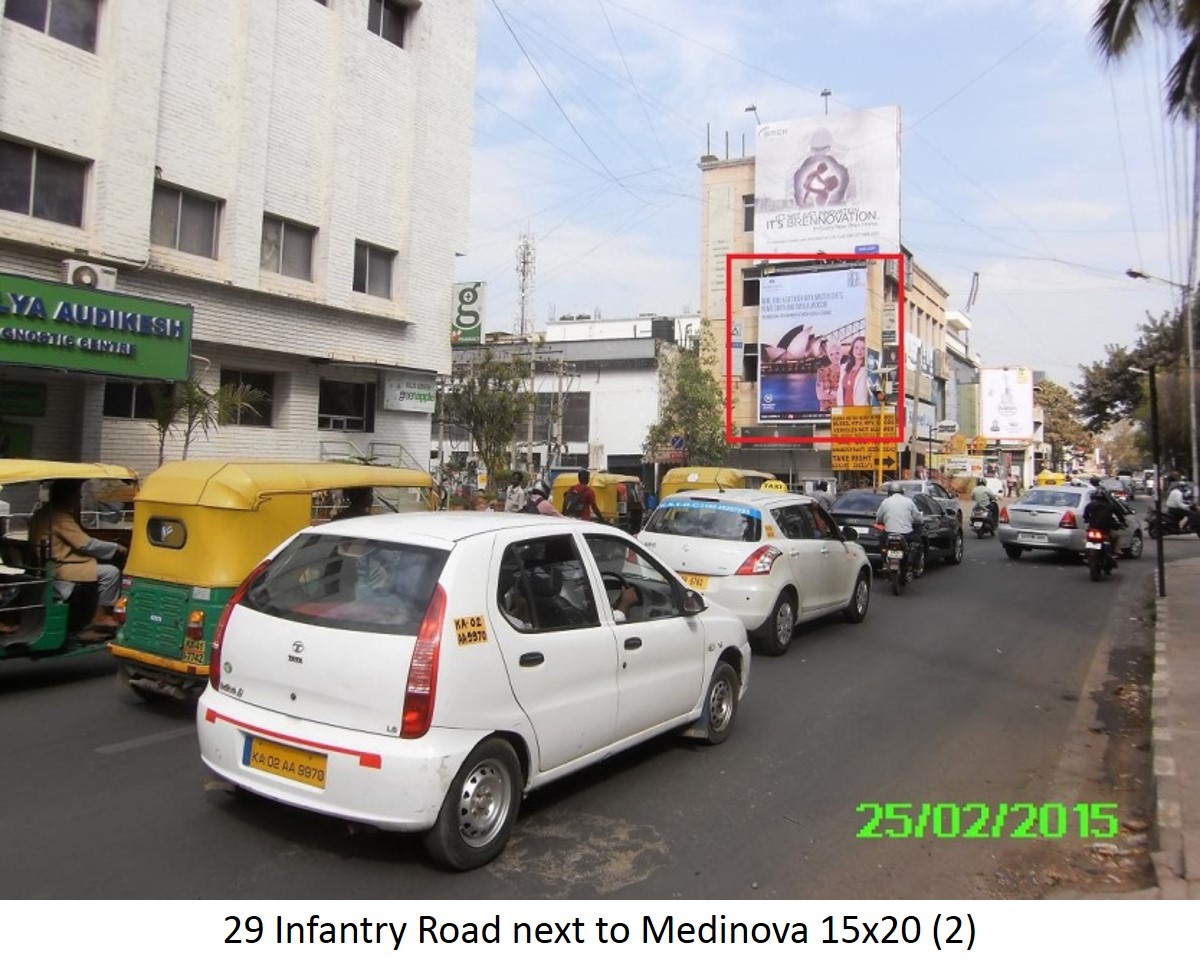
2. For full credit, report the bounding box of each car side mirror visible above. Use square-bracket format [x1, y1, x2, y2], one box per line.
[682, 588, 707, 615]
[841, 525, 859, 541]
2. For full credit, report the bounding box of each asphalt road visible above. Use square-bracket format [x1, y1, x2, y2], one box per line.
[3, 519, 1194, 900]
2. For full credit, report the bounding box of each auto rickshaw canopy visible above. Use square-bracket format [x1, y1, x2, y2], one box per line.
[659, 467, 776, 499]
[134, 459, 432, 510]
[550, 471, 642, 519]
[0, 459, 138, 484]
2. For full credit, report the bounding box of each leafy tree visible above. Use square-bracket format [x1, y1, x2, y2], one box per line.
[149, 378, 268, 464]
[440, 347, 534, 491]
[1037, 379, 1093, 469]
[644, 332, 728, 466]
[1092, 0, 1200, 117]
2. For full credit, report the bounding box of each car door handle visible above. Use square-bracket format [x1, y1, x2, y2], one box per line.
[623, 637, 642, 650]
[518, 652, 544, 667]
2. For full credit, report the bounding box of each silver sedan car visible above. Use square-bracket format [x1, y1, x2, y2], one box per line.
[998, 484, 1144, 560]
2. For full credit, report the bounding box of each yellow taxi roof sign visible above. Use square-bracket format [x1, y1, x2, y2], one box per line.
[760, 479, 789, 492]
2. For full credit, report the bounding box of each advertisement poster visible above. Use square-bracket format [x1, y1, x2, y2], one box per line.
[979, 367, 1034, 440]
[754, 106, 901, 255]
[450, 281, 485, 346]
[757, 267, 874, 423]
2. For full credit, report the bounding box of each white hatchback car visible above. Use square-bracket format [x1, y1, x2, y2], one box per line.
[197, 513, 750, 870]
[638, 489, 872, 655]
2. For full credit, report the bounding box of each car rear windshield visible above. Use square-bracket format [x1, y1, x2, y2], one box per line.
[831, 492, 884, 515]
[642, 499, 761, 541]
[1021, 489, 1082, 508]
[243, 534, 449, 635]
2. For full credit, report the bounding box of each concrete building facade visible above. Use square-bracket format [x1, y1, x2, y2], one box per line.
[0, 0, 475, 474]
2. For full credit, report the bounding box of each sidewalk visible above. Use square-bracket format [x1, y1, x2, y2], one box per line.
[1152, 555, 1200, 898]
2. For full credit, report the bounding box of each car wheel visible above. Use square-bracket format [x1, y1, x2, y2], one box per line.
[1123, 533, 1143, 559]
[843, 570, 870, 623]
[755, 590, 796, 656]
[700, 662, 739, 745]
[424, 738, 521, 871]
[909, 545, 927, 580]
[946, 531, 964, 565]
[1004, 545, 1023, 560]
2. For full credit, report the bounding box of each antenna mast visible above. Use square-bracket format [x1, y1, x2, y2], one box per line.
[515, 233, 537, 336]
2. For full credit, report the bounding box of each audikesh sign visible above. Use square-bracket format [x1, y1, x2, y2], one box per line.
[0, 273, 192, 381]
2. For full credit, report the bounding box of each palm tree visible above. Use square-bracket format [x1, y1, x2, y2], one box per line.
[149, 378, 268, 463]
[1092, 0, 1200, 117]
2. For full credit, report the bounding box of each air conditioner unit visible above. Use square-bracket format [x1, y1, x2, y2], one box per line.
[62, 260, 118, 291]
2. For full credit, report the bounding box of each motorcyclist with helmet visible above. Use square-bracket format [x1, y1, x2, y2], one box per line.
[1082, 476, 1127, 557]
[525, 479, 560, 516]
[875, 483, 924, 579]
[970, 477, 1000, 527]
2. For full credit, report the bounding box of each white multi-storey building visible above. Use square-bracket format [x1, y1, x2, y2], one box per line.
[0, 0, 475, 474]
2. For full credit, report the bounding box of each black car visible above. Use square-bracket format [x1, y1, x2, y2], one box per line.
[831, 490, 965, 570]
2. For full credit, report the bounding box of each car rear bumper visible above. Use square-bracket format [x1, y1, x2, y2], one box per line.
[196, 691, 493, 832]
[998, 525, 1126, 554]
[695, 577, 781, 634]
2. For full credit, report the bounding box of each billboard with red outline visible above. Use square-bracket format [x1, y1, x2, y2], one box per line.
[723, 252, 905, 446]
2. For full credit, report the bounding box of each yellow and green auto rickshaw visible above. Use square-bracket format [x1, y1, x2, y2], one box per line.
[658, 467, 776, 500]
[0, 459, 138, 661]
[550, 471, 646, 530]
[109, 459, 434, 701]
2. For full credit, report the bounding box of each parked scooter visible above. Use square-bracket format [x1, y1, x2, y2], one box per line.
[1145, 507, 1200, 539]
[970, 503, 996, 538]
[1084, 527, 1117, 581]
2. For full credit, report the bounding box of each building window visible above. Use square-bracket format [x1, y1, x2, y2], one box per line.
[742, 272, 760, 308]
[742, 194, 754, 233]
[318, 380, 376, 432]
[151, 183, 220, 258]
[0, 138, 87, 226]
[102, 382, 175, 420]
[368, 0, 412, 47]
[353, 241, 394, 299]
[4, 0, 99, 53]
[218, 370, 274, 427]
[260, 216, 315, 280]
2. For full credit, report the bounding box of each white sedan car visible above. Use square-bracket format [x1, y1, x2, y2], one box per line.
[638, 489, 872, 655]
[197, 513, 750, 870]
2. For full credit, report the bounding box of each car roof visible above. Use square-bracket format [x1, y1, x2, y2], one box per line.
[299, 510, 631, 546]
[663, 488, 815, 506]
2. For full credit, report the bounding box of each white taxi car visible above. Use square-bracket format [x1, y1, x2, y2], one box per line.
[197, 513, 750, 870]
[638, 489, 871, 655]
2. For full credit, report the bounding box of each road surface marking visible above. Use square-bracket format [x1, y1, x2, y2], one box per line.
[96, 726, 194, 754]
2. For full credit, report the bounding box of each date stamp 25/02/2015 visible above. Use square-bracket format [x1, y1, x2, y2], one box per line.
[855, 802, 1120, 840]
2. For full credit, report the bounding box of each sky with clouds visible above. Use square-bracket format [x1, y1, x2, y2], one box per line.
[457, 0, 1194, 388]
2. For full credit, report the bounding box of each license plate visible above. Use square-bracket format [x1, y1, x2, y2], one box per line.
[971, 518, 983, 526]
[182, 637, 207, 665]
[679, 572, 709, 591]
[244, 736, 327, 789]
[1018, 533, 1047, 544]
[1085, 541, 1103, 550]
[886, 549, 905, 560]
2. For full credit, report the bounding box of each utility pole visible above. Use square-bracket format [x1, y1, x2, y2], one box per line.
[514, 232, 537, 474]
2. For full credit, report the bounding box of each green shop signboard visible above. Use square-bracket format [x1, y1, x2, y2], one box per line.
[0, 273, 192, 381]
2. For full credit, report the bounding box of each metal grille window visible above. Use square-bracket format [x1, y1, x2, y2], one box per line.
[0, 138, 86, 226]
[4, 0, 99, 53]
[261, 216, 315, 280]
[102, 382, 175, 420]
[367, 0, 412, 48]
[219, 370, 274, 427]
[318, 380, 376, 432]
[151, 184, 220, 258]
[352, 241, 394, 299]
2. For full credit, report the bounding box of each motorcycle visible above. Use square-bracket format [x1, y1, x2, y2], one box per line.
[1145, 507, 1200, 539]
[1084, 527, 1116, 581]
[876, 525, 924, 595]
[970, 503, 996, 538]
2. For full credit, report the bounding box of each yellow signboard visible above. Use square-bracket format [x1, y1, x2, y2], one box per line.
[832, 446, 900, 471]
[830, 412, 898, 439]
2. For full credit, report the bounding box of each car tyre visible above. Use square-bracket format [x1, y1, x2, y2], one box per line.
[424, 738, 521, 871]
[700, 662, 739, 745]
[1122, 533, 1144, 559]
[946, 531, 964, 565]
[1004, 545, 1023, 560]
[843, 571, 870, 623]
[755, 590, 795, 656]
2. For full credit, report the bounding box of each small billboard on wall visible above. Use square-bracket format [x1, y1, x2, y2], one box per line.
[451, 281, 485, 346]
[979, 367, 1034, 440]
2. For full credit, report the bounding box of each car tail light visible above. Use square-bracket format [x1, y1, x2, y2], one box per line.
[999, 507, 1009, 524]
[1059, 511, 1077, 529]
[402, 583, 447, 739]
[209, 557, 271, 690]
[734, 545, 782, 575]
[113, 595, 128, 625]
[186, 609, 205, 641]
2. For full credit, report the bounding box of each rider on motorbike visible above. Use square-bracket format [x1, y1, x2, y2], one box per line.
[1166, 483, 1191, 532]
[970, 477, 1000, 526]
[1082, 478, 1127, 558]
[876, 484, 923, 576]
